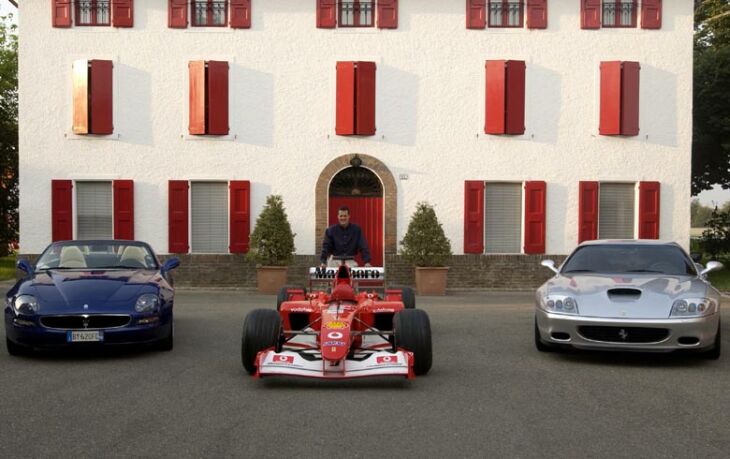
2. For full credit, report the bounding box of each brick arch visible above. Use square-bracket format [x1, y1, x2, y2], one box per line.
[315, 154, 397, 258]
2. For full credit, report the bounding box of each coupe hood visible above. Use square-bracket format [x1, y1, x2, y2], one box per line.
[25, 270, 159, 313]
[545, 274, 710, 319]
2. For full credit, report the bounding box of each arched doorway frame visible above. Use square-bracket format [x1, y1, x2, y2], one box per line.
[315, 154, 397, 260]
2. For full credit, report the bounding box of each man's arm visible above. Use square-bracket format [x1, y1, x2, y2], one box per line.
[320, 227, 333, 265]
[356, 227, 372, 266]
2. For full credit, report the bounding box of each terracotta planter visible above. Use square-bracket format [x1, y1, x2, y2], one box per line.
[256, 266, 289, 294]
[415, 267, 449, 296]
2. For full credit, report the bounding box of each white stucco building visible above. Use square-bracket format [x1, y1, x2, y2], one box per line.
[18, 1, 692, 286]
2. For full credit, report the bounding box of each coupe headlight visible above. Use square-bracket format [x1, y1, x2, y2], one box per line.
[135, 294, 160, 313]
[540, 295, 579, 315]
[670, 298, 717, 318]
[14, 295, 40, 315]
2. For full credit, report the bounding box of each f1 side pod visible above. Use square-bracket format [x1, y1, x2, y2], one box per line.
[255, 349, 415, 379]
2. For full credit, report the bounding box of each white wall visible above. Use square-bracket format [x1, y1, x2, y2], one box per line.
[18, 0, 694, 254]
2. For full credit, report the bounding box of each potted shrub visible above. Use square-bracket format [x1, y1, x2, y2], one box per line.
[400, 202, 452, 295]
[247, 195, 296, 294]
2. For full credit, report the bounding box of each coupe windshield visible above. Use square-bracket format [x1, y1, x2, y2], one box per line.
[36, 242, 158, 270]
[561, 244, 696, 276]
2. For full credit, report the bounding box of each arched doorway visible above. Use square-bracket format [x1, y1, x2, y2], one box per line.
[328, 166, 384, 266]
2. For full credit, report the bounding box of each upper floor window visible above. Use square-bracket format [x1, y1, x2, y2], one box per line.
[339, 1, 374, 27]
[192, 0, 228, 27]
[488, 0, 523, 28]
[76, 0, 111, 26]
[602, 0, 636, 28]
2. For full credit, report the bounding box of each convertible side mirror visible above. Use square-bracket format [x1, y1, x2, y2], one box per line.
[700, 261, 723, 277]
[541, 259, 559, 274]
[161, 257, 180, 274]
[16, 259, 34, 277]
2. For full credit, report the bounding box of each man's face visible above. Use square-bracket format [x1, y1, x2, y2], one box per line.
[338, 210, 350, 227]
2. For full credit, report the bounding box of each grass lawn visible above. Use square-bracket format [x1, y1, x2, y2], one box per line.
[707, 269, 730, 293]
[0, 256, 16, 281]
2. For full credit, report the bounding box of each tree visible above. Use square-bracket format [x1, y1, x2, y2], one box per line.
[400, 202, 452, 267]
[693, 1, 730, 195]
[247, 195, 296, 266]
[0, 14, 17, 256]
[691, 198, 714, 227]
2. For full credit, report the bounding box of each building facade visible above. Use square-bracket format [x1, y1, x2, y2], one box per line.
[19, 1, 692, 288]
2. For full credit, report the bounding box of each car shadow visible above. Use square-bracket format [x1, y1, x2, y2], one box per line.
[547, 348, 717, 368]
[256, 376, 413, 390]
[19, 345, 161, 361]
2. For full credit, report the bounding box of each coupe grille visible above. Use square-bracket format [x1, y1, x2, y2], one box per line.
[578, 326, 669, 344]
[40, 315, 131, 330]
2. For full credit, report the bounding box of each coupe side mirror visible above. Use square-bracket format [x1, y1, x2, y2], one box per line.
[541, 259, 559, 274]
[690, 252, 703, 263]
[700, 261, 723, 277]
[161, 257, 180, 274]
[16, 259, 34, 277]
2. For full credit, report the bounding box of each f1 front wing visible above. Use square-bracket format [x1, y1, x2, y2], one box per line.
[255, 349, 414, 379]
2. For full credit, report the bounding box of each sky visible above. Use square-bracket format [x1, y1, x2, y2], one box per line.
[0, 1, 727, 207]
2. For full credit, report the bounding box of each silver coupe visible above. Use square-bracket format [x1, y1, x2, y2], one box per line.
[535, 240, 722, 359]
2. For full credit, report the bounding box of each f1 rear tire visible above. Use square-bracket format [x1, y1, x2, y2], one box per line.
[241, 309, 282, 374]
[276, 285, 306, 311]
[400, 287, 416, 309]
[394, 309, 432, 375]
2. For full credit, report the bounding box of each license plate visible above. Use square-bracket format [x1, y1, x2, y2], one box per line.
[67, 330, 104, 343]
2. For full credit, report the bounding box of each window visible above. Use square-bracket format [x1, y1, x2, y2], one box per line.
[485, 183, 522, 253]
[339, 1, 374, 27]
[598, 183, 635, 239]
[488, 0, 523, 28]
[76, 0, 111, 26]
[192, 0, 228, 27]
[72, 59, 114, 135]
[336, 61, 377, 136]
[188, 60, 230, 136]
[76, 181, 113, 239]
[463, 181, 546, 254]
[191, 182, 229, 254]
[599, 61, 640, 136]
[485, 60, 526, 135]
[602, 0, 636, 28]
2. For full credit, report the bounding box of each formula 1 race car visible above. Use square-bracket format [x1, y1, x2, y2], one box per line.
[240, 261, 432, 380]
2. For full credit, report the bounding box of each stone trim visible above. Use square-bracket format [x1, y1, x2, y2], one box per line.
[314, 154, 397, 260]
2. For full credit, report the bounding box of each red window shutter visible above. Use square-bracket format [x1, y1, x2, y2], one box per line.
[638, 181, 660, 239]
[464, 181, 485, 254]
[229, 181, 251, 254]
[168, 181, 189, 253]
[72, 60, 89, 135]
[505, 60, 526, 135]
[113, 180, 134, 240]
[230, 0, 251, 28]
[467, 0, 486, 29]
[355, 61, 377, 136]
[378, 0, 398, 29]
[581, 0, 601, 29]
[526, 0, 547, 29]
[317, 0, 337, 28]
[112, 0, 134, 27]
[578, 181, 598, 243]
[641, 0, 662, 29]
[169, 0, 188, 28]
[52, 180, 73, 242]
[89, 60, 114, 135]
[620, 61, 640, 136]
[524, 181, 546, 254]
[52, 0, 73, 28]
[207, 61, 229, 135]
[485, 60, 506, 135]
[599, 61, 622, 136]
[336, 61, 356, 136]
[188, 61, 206, 135]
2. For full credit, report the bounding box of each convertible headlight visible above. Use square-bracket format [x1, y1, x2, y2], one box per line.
[14, 295, 40, 315]
[670, 298, 717, 318]
[540, 295, 579, 315]
[135, 294, 160, 313]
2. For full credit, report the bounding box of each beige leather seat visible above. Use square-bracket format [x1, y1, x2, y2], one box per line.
[59, 246, 87, 268]
[120, 246, 147, 267]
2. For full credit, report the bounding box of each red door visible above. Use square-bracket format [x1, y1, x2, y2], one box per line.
[328, 196, 384, 267]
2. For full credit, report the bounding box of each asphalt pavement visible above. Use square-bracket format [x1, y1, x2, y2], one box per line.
[1, 285, 728, 458]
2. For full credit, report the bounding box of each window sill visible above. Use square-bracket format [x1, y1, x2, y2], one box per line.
[63, 27, 119, 34]
[184, 27, 236, 34]
[65, 132, 120, 141]
[334, 27, 381, 35]
[181, 133, 237, 141]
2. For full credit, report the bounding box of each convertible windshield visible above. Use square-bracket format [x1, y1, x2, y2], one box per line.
[36, 242, 158, 270]
[561, 244, 696, 276]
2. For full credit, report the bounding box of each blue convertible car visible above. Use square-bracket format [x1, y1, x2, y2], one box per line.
[5, 240, 180, 355]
